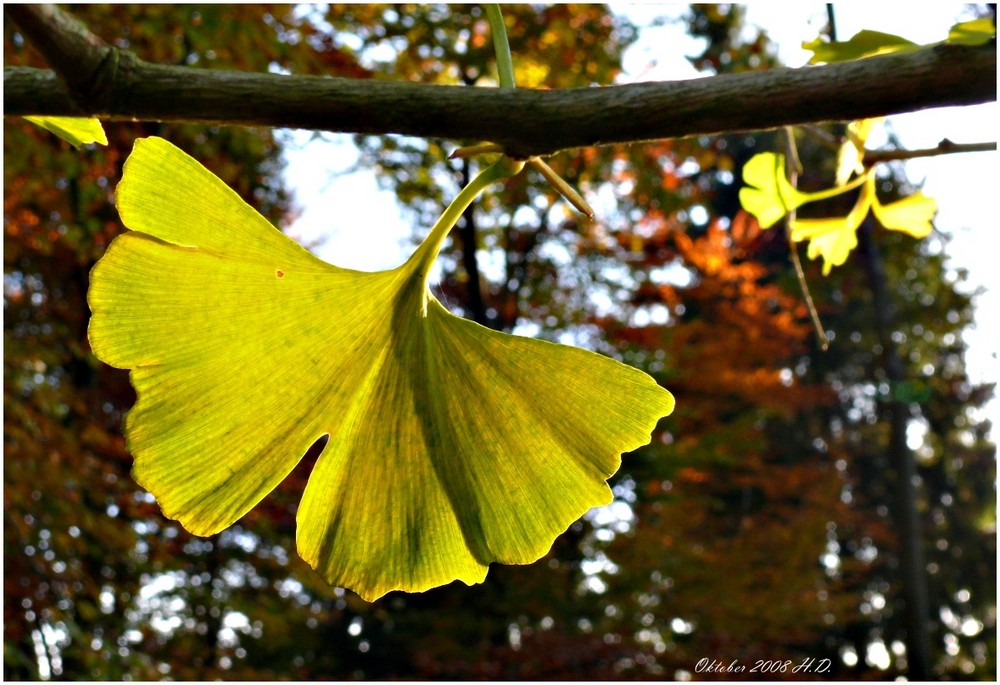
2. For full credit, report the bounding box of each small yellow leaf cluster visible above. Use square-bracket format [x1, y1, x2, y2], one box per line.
[768, 17, 991, 273]
[740, 121, 937, 275]
[789, 171, 936, 275]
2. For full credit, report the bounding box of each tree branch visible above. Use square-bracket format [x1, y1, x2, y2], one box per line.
[4, 4, 118, 111]
[4, 4, 996, 158]
[864, 139, 997, 165]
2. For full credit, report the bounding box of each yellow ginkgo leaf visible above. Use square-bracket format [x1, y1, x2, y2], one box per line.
[25, 115, 108, 148]
[872, 191, 937, 239]
[788, 172, 936, 274]
[87, 137, 675, 601]
[799, 219, 859, 276]
[835, 118, 883, 186]
[790, 172, 875, 275]
[802, 30, 918, 64]
[946, 18, 996, 46]
[739, 152, 812, 229]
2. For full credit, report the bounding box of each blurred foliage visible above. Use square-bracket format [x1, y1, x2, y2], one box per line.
[4, 3, 996, 681]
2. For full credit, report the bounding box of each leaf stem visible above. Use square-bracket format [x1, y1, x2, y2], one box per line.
[410, 157, 524, 308]
[485, 5, 516, 89]
[796, 169, 868, 206]
[410, 6, 545, 315]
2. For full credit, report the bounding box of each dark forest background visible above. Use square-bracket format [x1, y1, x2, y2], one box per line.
[4, 4, 995, 679]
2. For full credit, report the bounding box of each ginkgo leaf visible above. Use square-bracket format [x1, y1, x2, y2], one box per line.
[835, 118, 882, 186]
[804, 19, 993, 65]
[789, 172, 875, 276]
[872, 190, 937, 239]
[87, 137, 675, 601]
[25, 115, 108, 148]
[738, 153, 812, 229]
[738, 152, 935, 274]
[802, 30, 918, 64]
[792, 216, 860, 276]
[788, 172, 936, 274]
[946, 18, 996, 46]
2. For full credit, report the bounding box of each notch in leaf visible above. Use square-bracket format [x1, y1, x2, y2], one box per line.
[87, 137, 675, 601]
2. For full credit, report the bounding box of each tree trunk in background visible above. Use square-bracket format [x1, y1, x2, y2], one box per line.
[858, 218, 932, 679]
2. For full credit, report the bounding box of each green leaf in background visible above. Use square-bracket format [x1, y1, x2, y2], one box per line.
[804, 17, 994, 65]
[87, 137, 675, 601]
[802, 30, 918, 64]
[24, 115, 108, 148]
[946, 18, 996, 46]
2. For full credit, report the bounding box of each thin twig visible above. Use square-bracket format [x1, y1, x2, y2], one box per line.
[528, 158, 595, 219]
[785, 126, 804, 175]
[449, 142, 504, 159]
[783, 127, 829, 351]
[864, 139, 996, 164]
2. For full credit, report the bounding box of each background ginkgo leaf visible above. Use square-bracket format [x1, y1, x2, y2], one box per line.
[24, 115, 108, 148]
[738, 152, 811, 228]
[946, 18, 996, 46]
[835, 118, 882, 186]
[789, 175, 873, 275]
[87, 137, 675, 601]
[787, 173, 937, 274]
[871, 190, 937, 238]
[802, 30, 918, 64]
[804, 18, 993, 65]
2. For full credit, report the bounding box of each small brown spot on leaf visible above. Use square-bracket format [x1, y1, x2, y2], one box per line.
[276, 269, 285, 278]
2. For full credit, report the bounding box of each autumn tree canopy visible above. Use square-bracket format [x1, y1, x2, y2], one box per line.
[4, 4, 996, 680]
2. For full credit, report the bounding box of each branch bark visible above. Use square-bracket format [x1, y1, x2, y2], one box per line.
[4, 4, 116, 107]
[4, 4, 997, 158]
[864, 139, 997, 165]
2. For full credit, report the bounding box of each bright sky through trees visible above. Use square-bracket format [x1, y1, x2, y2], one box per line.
[281, 3, 997, 436]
